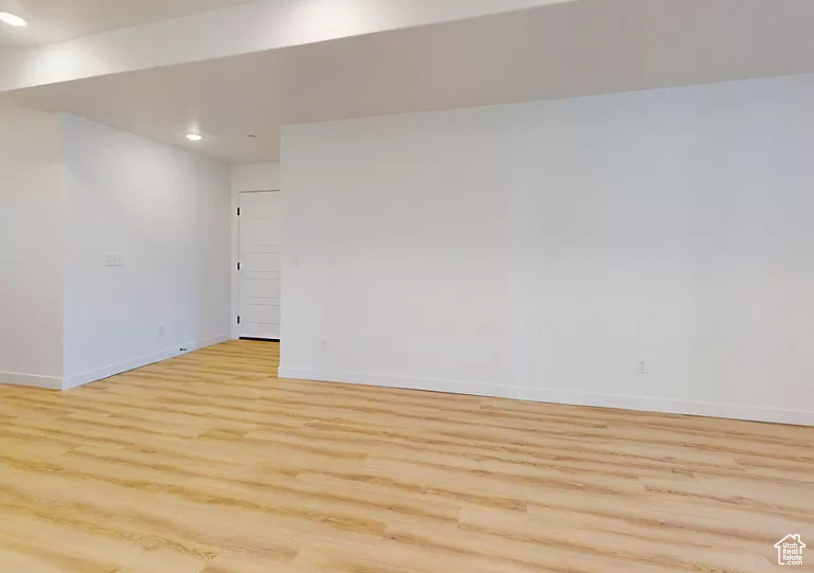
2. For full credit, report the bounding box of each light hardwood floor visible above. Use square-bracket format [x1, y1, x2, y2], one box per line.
[0, 340, 812, 572]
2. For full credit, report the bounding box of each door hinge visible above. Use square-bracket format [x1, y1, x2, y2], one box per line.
[237, 316, 241, 325]
[237, 207, 241, 216]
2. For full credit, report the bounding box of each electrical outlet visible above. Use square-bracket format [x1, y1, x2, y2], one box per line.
[321, 339, 328, 353]
[637, 360, 648, 375]
[105, 253, 124, 267]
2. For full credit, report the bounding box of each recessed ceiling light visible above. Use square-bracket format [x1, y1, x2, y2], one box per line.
[0, 12, 27, 27]
[186, 133, 203, 142]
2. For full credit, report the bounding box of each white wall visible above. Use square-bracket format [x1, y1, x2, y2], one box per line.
[232, 162, 281, 193]
[231, 162, 281, 339]
[280, 73, 814, 425]
[61, 115, 232, 388]
[0, 100, 64, 389]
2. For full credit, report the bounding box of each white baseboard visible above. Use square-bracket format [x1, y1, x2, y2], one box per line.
[0, 371, 62, 390]
[62, 334, 230, 390]
[277, 367, 814, 427]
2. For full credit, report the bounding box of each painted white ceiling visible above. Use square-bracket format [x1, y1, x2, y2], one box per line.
[0, 0, 259, 49]
[10, 0, 814, 164]
[0, 0, 560, 93]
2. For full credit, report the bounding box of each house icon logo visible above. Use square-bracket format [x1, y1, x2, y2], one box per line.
[775, 534, 806, 566]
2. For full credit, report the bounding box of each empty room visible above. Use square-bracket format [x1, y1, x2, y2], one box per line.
[0, 0, 812, 571]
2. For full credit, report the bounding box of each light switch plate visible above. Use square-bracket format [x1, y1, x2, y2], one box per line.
[106, 253, 124, 267]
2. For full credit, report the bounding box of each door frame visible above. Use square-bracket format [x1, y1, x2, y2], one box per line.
[231, 189, 281, 341]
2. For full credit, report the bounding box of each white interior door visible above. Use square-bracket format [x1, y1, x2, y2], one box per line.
[238, 191, 281, 339]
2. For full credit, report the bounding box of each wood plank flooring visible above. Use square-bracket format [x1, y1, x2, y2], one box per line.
[0, 340, 812, 572]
